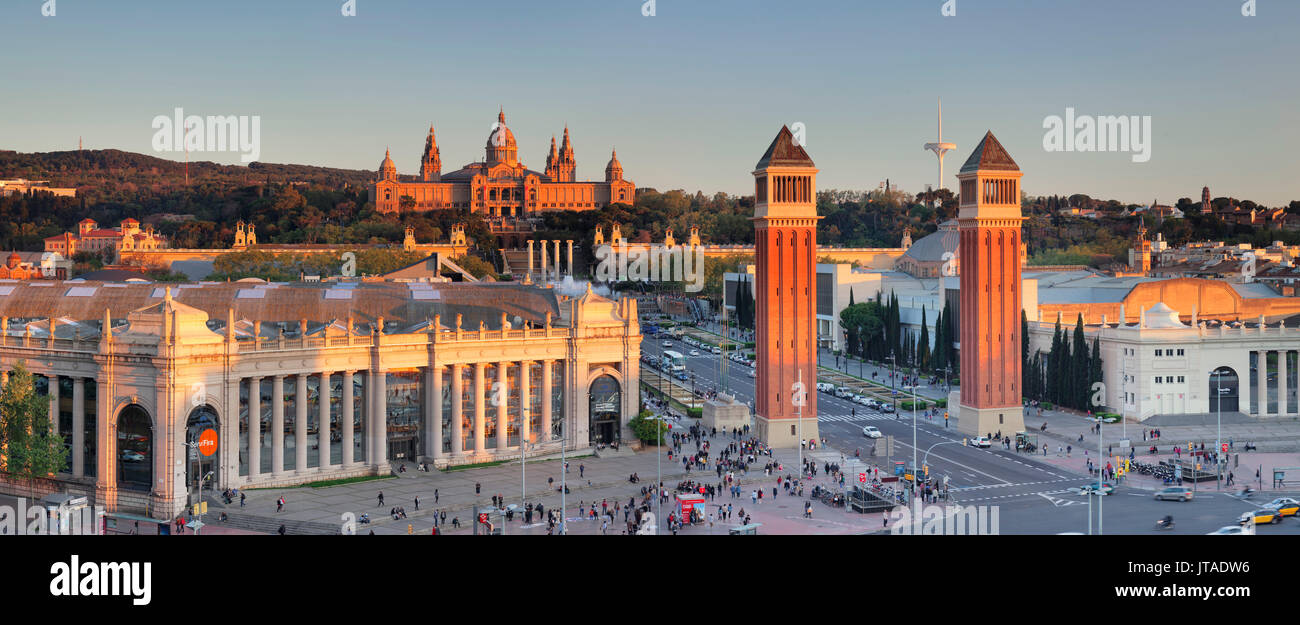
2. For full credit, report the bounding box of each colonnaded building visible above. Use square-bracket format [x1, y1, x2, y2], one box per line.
[369, 110, 636, 215]
[0, 279, 640, 518]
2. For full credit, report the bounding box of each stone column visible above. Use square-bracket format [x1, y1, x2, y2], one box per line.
[527, 240, 535, 278]
[49, 374, 58, 435]
[541, 360, 553, 442]
[249, 377, 261, 479]
[373, 370, 388, 466]
[553, 240, 562, 280]
[451, 364, 464, 457]
[473, 362, 486, 452]
[566, 240, 574, 278]
[342, 371, 355, 466]
[520, 361, 531, 445]
[430, 366, 443, 461]
[1253, 350, 1263, 413]
[540, 242, 548, 282]
[318, 372, 331, 469]
[72, 377, 84, 477]
[271, 376, 285, 476]
[94, 379, 113, 509]
[496, 362, 509, 451]
[296, 373, 308, 472]
[1282, 351, 1290, 415]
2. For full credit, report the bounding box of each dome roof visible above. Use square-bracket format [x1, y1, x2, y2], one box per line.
[486, 109, 517, 150]
[900, 221, 959, 263]
[379, 148, 395, 171]
[606, 149, 622, 171]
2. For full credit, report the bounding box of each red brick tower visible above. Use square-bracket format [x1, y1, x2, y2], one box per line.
[752, 126, 819, 447]
[954, 131, 1025, 437]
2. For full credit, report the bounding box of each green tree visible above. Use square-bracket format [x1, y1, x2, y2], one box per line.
[918, 306, 930, 371]
[0, 362, 69, 501]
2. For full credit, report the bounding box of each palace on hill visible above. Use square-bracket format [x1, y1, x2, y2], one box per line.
[369, 110, 635, 217]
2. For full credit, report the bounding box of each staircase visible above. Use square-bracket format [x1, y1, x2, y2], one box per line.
[502, 249, 533, 276]
[209, 509, 340, 535]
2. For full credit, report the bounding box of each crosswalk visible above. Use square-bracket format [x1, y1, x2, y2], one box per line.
[817, 412, 937, 423]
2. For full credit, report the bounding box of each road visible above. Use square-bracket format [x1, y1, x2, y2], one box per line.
[641, 331, 1300, 534]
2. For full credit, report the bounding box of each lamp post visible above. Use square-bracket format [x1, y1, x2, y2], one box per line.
[1212, 368, 1222, 490]
[910, 383, 927, 493]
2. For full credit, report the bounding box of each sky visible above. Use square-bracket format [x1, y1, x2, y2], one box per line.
[1, 0, 1297, 206]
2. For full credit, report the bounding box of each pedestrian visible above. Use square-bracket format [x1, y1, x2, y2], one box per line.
[240, 492, 245, 507]
[414, 496, 420, 510]
[377, 491, 384, 507]
[882, 510, 888, 528]
[580, 463, 585, 478]
[435, 488, 439, 503]
[277, 496, 284, 513]
[277, 524, 286, 535]
[475, 482, 481, 495]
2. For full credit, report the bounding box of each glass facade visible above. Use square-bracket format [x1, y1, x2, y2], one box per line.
[83, 381, 96, 478]
[354, 373, 366, 464]
[551, 361, 565, 441]
[460, 365, 473, 451]
[505, 363, 520, 447]
[385, 370, 423, 461]
[306, 375, 320, 469]
[527, 362, 542, 444]
[485, 364, 499, 449]
[185, 404, 220, 489]
[440, 367, 452, 454]
[283, 376, 297, 472]
[326, 373, 340, 467]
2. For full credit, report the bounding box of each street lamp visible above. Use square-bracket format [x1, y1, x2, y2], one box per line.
[1212, 368, 1222, 489]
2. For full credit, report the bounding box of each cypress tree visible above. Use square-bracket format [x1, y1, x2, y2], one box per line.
[1090, 336, 1103, 410]
[1021, 309, 1030, 402]
[1072, 314, 1087, 410]
[919, 306, 930, 372]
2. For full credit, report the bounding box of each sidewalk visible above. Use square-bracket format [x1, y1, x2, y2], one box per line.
[213, 426, 889, 535]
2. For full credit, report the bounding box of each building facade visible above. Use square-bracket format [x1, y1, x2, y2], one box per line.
[369, 110, 635, 216]
[0, 280, 640, 519]
[43, 219, 166, 262]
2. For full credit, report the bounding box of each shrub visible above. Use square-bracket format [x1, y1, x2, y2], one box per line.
[687, 407, 703, 419]
[743, 342, 756, 349]
[934, 398, 947, 408]
[1040, 402, 1054, 410]
[900, 400, 930, 411]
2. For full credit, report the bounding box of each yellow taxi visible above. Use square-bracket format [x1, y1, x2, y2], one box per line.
[1265, 498, 1300, 517]
[1240, 509, 1282, 525]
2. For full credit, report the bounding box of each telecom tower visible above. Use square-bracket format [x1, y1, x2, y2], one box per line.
[924, 98, 957, 191]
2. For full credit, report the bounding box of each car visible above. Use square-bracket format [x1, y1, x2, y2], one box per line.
[816, 382, 834, 393]
[1073, 481, 1114, 496]
[748, 369, 756, 378]
[1154, 487, 1193, 502]
[711, 347, 721, 355]
[861, 426, 882, 438]
[675, 371, 689, 381]
[880, 403, 895, 413]
[1265, 497, 1300, 509]
[689, 350, 700, 356]
[1241, 509, 1282, 525]
[1207, 525, 1249, 535]
[834, 388, 851, 399]
[1266, 501, 1300, 517]
[662, 340, 673, 348]
[971, 436, 992, 448]
[865, 398, 881, 409]
[121, 450, 146, 462]
[852, 395, 867, 405]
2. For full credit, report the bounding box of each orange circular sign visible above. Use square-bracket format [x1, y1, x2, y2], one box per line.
[198, 428, 218, 457]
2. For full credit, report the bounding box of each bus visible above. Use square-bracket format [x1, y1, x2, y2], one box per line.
[661, 350, 686, 372]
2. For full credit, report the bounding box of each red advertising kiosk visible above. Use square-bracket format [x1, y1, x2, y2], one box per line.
[675, 492, 707, 524]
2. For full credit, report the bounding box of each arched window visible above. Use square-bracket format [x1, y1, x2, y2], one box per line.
[117, 405, 153, 492]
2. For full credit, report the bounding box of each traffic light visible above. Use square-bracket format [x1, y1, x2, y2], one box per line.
[923, 464, 929, 477]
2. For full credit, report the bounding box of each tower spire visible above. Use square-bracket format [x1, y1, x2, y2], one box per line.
[924, 97, 957, 191]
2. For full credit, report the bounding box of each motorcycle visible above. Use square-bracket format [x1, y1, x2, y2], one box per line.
[1240, 487, 1255, 498]
[1155, 517, 1175, 530]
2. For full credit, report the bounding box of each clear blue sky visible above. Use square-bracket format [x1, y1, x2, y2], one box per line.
[2, 0, 1296, 205]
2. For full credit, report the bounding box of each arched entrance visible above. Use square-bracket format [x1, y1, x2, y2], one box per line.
[588, 375, 621, 446]
[117, 405, 153, 492]
[1209, 367, 1239, 413]
[186, 405, 220, 491]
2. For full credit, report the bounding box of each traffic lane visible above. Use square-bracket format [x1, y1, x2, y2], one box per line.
[988, 487, 1296, 534]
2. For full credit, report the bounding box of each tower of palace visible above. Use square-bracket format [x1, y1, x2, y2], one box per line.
[751, 126, 820, 447]
[953, 131, 1026, 437]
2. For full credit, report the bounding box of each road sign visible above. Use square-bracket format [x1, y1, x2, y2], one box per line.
[1222, 443, 1229, 453]
[198, 428, 218, 457]
[859, 472, 867, 483]
[1175, 465, 1183, 480]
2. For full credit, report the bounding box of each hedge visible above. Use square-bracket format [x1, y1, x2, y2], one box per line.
[743, 342, 756, 349]
[1040, 402, 1054, 410]
[687, 407, 703, 419]
[934, 398, 947, 408]
[900, 400, 930, 411]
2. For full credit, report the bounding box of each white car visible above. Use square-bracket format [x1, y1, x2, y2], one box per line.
[662, 340, 672, 347]
[711, 347, 721, 355]
[970, 436, 992, 448]
[1208, 525, 1250, 535]
[880, 403, 895, 413]
[865, 398, 881, 409]
[862, 426, 882, 439]
[816, 382, 834, 393]
[689, 350, 700, 356]
[748, 369, 756, 378]
[835, 388, 852, 399]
